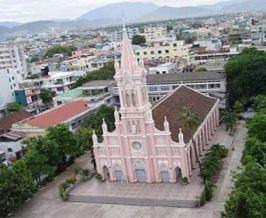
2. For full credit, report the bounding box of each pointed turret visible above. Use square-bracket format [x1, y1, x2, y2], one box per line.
[178, 128, 185, 144]
[102, 119, 108, 133]
[164, 116, 170, 132]
[92, 130, 98, 145]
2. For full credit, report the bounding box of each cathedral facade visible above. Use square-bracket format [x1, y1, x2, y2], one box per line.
[92, 30, 220, 183]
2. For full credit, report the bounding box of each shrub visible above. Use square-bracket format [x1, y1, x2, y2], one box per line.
[181, 177, 189, 184]
[59, 180, 72, 201]
[96, 173, 103, 181]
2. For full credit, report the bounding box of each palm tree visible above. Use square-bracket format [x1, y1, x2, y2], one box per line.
[221, 110, 237, 131]
[179, 106, 200, 136]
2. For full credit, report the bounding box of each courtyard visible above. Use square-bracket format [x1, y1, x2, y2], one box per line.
[11, 123, 247, 218]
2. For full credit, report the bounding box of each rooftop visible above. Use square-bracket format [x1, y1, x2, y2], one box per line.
[57, 88, 82, 99]
[80, 80, 115, 89]
[26, 100, 89, 129]
[152, 85, 217, 143]
[0, 111, 32, 134]
[147, 71, 225, 85]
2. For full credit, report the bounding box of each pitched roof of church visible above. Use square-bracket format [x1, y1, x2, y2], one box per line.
[152, 85, 217, 143]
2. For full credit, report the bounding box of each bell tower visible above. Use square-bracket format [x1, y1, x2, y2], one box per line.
[114, 27, 153, 135]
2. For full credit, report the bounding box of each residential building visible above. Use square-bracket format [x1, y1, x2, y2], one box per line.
[0, 69, 20, 116]
[143, 26, 168, 42]
[148, 62, 179, 75]
[21, 71, 86, 94]
[0, 43, 28, 82]
[135, 41, 191, 64]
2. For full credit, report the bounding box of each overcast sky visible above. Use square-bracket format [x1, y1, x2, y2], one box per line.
[0, 0, 222, 23]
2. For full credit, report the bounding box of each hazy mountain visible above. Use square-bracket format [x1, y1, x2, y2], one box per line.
[220, 0, 266, 13]
[78, 2, 159, 21]
[0, 22, 21, 28]
[139, 6, 215, 22]
[1, 0, 266, 40]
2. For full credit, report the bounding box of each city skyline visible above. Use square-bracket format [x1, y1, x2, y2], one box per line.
[0, 0, 222, 23]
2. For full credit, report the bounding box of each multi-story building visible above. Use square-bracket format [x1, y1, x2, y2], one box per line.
[14, 87, 42, 113]
[143, 26, 168, 42]
[21, 71, 86, 94]
[135, 41, 192, 64]
[0, 44, 28, 82]
[0, 69, 20, 116]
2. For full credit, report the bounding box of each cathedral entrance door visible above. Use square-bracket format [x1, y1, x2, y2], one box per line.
[115, 170, 123, 182]
[160, 171, 170, 183]
[136, 169, 146, 183]
[175, 167, 182, 183]
[102, 166, 110, 181]
[135, 161, 146, 183]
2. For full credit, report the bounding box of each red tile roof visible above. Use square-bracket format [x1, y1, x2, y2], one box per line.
[26, 100, 89, 129]
[152, 86, 217, 143]
[0, 111, 32, 134]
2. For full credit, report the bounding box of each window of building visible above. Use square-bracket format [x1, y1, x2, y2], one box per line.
[151, 51, 154, 54]
[158, 50, 162, 54]
[149, 87, 157, 91]
[165, 50, 169, 54]
[7, 148, 13, 152]
[173, 43, 177, 47]
[161, 86, 169, 91]
[143, 51, 147, 55]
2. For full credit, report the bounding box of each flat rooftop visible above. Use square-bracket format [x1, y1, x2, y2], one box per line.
[147, 71, 225, 85]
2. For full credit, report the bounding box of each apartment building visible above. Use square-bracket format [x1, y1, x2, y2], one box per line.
[0, 69, 20, 116]
[0, 44, 28, 82]
[21, 71, 86, 95]
[135, 41, 191, 64]
[143, 26, 167, 42]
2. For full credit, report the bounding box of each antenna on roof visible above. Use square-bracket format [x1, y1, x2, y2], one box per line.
[122, 3, 126, 32]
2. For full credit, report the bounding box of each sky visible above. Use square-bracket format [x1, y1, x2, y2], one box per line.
[0, 0, 222, 23]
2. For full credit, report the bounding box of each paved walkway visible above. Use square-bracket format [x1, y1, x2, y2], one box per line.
[11, 123, 247, 218]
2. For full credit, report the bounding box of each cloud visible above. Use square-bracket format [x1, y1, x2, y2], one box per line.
[0, 0, 220, 22]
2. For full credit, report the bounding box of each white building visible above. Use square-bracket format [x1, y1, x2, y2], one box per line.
[148, 62, 178, 75]
[21, 71, 86, 94]
[0, 69, 19, 116]
[0, 44, 28, 82]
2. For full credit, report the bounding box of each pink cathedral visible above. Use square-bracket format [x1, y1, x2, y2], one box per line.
[92, 29, 220, 183]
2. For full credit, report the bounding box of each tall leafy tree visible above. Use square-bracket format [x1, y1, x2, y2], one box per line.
[179, 106, 200, 135]
[248, 113, 266, 142]
[225, 48, 266, 108]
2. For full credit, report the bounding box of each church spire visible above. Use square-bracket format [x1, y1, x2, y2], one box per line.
[115, 22, 144, 77]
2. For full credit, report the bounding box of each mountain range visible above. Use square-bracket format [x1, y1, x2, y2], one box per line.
[0, 0, 265, 40]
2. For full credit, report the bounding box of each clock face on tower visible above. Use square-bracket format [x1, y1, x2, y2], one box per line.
[131, 141, 142, 151]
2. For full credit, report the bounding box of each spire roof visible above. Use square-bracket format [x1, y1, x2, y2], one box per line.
[120, 30, 138, 75]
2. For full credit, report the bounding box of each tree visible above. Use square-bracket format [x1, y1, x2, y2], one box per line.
[40, 90, 55, 104]
[248, 113, 266, 142]
[253, 95, 266, 112]
[222, 162, 266, 218]
[80, 105, 115, 170]
[221, 110, 237, 131]
[225, 48, 266, 108]
[179, 106, 200, 135]
[233, 101, 243, 115]
[242, 137, 266, 167]
[5, 102, 23, 115]
[45, 45, 76, 57]
[72, 62, 115, 88]
[132, 35, 146, 45]
[23, 147, 53, 185]
[0, 162, 34, 217]
[46, 124, 78, 165]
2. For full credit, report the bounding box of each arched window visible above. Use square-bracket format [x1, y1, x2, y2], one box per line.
[132, 92, 136, 106]
[126, 93, 130, 107]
